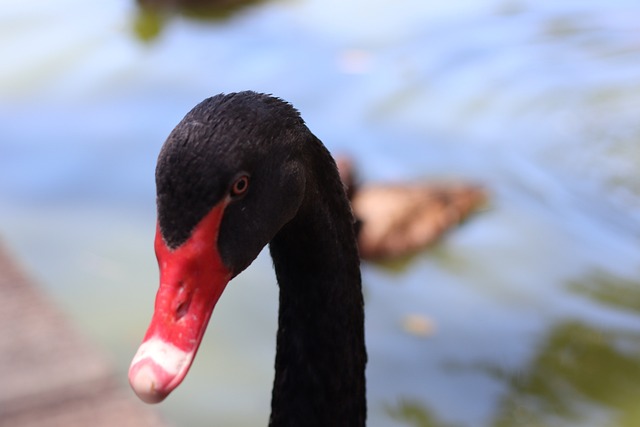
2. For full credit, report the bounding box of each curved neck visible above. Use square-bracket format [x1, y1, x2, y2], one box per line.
[268, 148, 366, 427]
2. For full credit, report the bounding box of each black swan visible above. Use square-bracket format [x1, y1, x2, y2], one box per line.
[128, 91, 366, 426]
[336, 157, 486, 261]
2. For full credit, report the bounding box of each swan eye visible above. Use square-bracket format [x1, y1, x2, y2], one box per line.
[230, 175, 250, 198]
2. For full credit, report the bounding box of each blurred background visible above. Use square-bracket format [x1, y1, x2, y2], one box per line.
[2, 0, 640, 426]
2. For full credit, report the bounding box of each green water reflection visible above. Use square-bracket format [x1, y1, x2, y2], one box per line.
[489, 321, 640, 427]
[388, 400, 462, 427]
[571, 270, 640, 315]
[134, 0, 268, 40]
[417, 317, 640, 427]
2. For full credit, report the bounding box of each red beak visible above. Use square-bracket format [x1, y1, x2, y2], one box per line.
[128, 203, 231, 403]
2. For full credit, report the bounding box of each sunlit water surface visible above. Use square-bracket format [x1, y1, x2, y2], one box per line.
[2, 1, 640, 426]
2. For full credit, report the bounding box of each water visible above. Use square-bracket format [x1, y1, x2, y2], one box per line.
[2, 0, 640, 426]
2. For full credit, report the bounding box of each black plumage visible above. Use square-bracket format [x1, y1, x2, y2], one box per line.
[155, 91, 367, 426]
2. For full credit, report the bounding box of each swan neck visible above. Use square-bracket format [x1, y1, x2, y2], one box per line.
[268, 154, 366, 427]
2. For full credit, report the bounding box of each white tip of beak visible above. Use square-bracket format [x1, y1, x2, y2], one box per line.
[128, 337, 194, 404]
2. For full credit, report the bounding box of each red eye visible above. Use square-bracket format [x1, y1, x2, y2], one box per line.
[230, 175, 249, 197]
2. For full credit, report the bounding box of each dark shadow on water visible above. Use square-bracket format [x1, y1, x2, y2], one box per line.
[133, 0, 269, 41]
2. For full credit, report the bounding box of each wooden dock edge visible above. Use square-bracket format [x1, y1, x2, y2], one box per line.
[0, 240, 170, 427]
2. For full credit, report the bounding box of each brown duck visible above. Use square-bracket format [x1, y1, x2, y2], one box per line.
[337, 157, 487, 261]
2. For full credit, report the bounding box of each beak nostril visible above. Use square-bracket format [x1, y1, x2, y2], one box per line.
[174, 281, 191, 320]
[176, 299, 191, 320]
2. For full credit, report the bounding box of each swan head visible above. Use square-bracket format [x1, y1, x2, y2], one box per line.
[129, 91, 308, 403]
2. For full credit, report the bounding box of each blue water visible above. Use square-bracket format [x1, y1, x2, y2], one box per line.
[2, 1, 640, 426]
